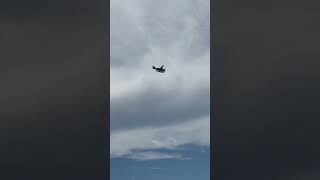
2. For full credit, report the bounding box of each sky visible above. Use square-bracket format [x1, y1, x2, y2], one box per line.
[110, 0, 210, 179]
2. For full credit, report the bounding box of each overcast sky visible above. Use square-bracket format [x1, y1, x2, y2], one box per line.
[110, 0, 210, 164]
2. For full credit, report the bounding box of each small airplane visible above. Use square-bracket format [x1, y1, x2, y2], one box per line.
[153, 65, 166, 73]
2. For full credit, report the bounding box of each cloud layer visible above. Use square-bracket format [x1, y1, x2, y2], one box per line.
[111, 0, 210, 159]
[111, 116, 209, 158]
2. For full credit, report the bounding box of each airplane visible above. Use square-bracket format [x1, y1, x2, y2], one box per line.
[152, 65, 166, 73]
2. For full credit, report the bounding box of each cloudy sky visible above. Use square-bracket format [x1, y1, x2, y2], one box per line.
[110, 0, 210, 179]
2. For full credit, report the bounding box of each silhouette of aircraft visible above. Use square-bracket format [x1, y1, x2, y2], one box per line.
[153, 65, 165, 73]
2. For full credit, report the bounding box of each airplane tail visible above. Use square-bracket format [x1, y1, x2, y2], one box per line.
[152, 66, 156, 69]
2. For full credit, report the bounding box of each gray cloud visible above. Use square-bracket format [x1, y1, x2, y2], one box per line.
[111, 0, 209, 67]
[111, 85, 209, 129]
[111, 0, 210, 159]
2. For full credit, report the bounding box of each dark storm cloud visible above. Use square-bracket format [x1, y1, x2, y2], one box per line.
[213, 0, 320, 179]
[0, 1, 108, 179]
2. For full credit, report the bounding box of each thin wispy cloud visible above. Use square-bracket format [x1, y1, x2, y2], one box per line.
[150, 167, 167, 170]
[111, 116, 209, 159]
[127, 151, 186, 161]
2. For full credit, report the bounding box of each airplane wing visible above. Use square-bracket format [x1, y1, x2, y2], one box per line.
[160, 65, 164, 69]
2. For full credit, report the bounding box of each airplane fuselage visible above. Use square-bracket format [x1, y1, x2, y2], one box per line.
[155, 68, 165, 73]
[153, 66, 165, 73]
